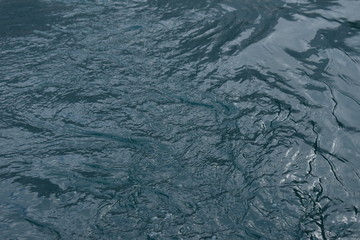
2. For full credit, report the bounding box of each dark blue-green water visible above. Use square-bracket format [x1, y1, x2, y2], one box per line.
[1, 0, 360, 239]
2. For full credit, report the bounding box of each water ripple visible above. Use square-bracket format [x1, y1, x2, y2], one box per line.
[1, 0, 360, 239]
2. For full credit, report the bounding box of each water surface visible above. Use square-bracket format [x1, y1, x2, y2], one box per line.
[1, 0, 360, 239]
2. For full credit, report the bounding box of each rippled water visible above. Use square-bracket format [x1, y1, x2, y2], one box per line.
[1, 0, 360, 239]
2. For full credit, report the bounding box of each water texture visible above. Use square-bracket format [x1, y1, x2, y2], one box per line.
[1, 0, 360, 239]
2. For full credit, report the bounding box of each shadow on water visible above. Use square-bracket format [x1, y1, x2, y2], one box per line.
[14, 176, 63, 198]
[0, 0, 62, 38]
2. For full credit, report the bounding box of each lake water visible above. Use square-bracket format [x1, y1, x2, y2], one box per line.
[1, 0, 360, 239]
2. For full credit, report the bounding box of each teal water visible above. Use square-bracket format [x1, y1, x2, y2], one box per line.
[1, 0, 360, 239]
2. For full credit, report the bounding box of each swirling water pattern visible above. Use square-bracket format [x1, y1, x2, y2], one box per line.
[0, 0, 360, 239]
